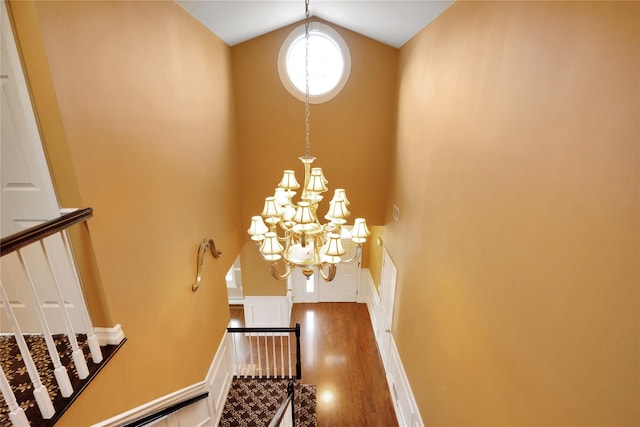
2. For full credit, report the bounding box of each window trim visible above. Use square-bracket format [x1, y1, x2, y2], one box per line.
[277, 22, 351, 104]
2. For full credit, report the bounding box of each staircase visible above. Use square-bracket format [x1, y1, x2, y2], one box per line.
[220, 325, 316, 426]
[0, 208, 124, 426]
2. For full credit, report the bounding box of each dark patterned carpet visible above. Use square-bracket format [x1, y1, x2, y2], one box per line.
[0, 333, 123, 427]
[220, 378, 316, 427]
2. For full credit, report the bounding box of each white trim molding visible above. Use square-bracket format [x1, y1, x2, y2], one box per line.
[93, 324, 126, 346]
[91, 331, 234, 427]
[363, 270, 380, 333]
[243, 296, 291, 327]
[362, 269, 423, 427]
[205, 333, 235, 425]
[91, 382, 208, 427]
[387, 335, 424, 427]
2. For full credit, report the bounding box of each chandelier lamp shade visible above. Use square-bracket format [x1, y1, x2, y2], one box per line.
[247, 158, 370, 281]
[247, 0, 370, 282]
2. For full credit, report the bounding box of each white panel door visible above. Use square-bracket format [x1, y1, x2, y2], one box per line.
[318, 259, 359, 302]
[376, 247, 397, 369]
[1, 3, 59, 238]
[318, 240, 359, 302]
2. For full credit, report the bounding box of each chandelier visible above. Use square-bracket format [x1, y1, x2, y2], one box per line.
[247, 0, 370, 282]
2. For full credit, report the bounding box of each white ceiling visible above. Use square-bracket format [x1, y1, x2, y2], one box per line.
[177, 1, 455, 48]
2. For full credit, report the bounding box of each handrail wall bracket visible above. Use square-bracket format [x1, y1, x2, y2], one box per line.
[192, 238, 222, 292]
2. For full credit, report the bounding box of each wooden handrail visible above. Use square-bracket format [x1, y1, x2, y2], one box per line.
[268, 381, 295, 427]
[121, 392, 209, 427]
[0, 208, 93, 257]
[226, 326, 298, 334]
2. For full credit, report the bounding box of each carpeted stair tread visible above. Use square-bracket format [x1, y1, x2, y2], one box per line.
[220, 378, 316, 427]
[0, 334, 123, 427]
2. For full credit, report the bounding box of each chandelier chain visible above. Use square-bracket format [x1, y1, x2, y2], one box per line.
[304, 0, 310, 159]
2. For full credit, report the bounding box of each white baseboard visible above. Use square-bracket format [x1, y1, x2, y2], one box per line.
[93, 324, 125, 346]
[228, 297, 244, 305]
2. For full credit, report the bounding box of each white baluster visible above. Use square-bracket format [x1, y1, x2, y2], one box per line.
[228, 333, 238, 377]
[40, 239, 89, 379]
[265, 333, 270, 377]
[60, 230, 103, 363]
[248, 334, 254, 379]
[287, 335, 292, 379]
[280, 335, 285, 379]
[257, 334, 263, 378]
[0, 363, 29, 427]
[272, 333, 277, 378]
[16, 250, 73, 398]
[0, 280, 55, 419]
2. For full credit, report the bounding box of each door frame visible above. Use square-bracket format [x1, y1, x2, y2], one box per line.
[376, 247, 397, 369]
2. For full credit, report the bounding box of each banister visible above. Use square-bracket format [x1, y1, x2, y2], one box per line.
[121, 392, 209, 427]
[268, 381, 295, 427]
[227, 323, 302, 380]
[226, 326, 298, 334]
[0, 207, 93, 257]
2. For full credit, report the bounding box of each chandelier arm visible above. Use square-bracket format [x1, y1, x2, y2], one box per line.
[318, 263, 337, 282]
[270, 262, 293, 281]
[340, 244, 363, 264]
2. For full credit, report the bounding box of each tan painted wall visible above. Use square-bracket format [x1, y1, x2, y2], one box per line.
[9, 1, 244, 424]
[389, 1, 639, 425]
[231, 20, 396, 295]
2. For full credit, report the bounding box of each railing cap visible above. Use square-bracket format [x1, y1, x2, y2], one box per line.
[1, 208, 93, 257]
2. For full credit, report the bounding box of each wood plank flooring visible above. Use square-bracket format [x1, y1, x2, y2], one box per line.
[229, 303, 398, 426]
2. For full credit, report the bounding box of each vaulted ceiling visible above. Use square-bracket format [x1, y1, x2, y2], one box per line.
[177, 1, 454, 48]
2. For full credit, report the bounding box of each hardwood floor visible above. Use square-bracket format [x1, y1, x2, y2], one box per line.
[229, 303, 398, 426]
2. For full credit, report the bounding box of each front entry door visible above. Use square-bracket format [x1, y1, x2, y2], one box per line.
[290, 269, 319, 303]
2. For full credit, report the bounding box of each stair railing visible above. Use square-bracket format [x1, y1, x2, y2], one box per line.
[0, 207, 101, 423]
[268, 381, 295, 427]
[226, 324, 301, 380]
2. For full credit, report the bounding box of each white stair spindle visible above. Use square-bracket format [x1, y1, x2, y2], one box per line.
[60, 230, 103, 363]
[272, 333, 277, 378]
[0, 280, 55, 419]
[248, 334, 254, 378]
[265, 333, 270, 377]
[40, 239, 89, 379]
[280, 335, 285, 379]
[229, 333, 238, 377]
[287, 334, 292, 379]
[16, 250, 74, 398]
[0, 363, 29, 427]
[257, 334, 263, 378]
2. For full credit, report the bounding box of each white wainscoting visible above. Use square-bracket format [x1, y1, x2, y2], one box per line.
[387, 337, 424, 427]
[362, 270, 423, 427]
[92, 332, 234, 427]
[243, 296, 291, 327]
[362, 269, 380, 332]
[95, 277, 422, 427]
